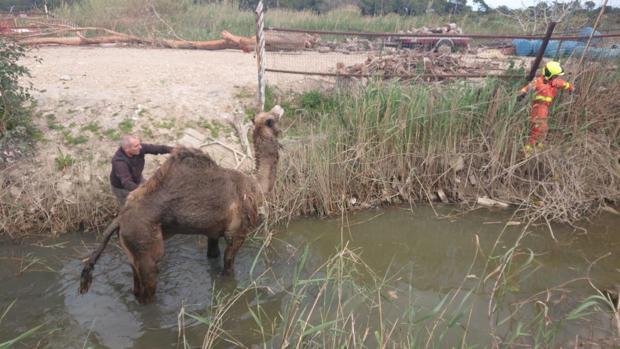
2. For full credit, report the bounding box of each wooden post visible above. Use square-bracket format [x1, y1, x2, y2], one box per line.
[527, 21, 557, 81]
[255, 1, 266, 111]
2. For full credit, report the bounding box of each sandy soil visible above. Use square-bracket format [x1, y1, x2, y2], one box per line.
[23, 46, 296, 132]
[16, 46, 318, 178]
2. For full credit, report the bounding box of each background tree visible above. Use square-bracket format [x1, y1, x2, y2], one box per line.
[473, 0, 490, 13]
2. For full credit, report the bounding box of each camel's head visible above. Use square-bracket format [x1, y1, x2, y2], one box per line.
[253, 105, 283, 138]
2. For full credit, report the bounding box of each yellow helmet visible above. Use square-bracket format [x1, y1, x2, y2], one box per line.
[542, 61, 564, 79]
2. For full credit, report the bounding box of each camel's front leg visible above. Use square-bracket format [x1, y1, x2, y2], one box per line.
[222, 235, 245, 276]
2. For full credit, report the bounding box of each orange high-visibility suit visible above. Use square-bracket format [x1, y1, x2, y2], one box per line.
[519, 75, 573, 146]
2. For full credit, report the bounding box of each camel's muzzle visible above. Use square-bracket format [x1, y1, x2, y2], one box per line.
[270, 105, 284, 120]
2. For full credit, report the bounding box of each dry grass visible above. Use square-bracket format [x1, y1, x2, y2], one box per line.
[0, 157, 116, 238]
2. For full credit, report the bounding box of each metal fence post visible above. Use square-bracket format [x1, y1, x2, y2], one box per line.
[527, 21, 557, 81]
[255, 1, 266, 112]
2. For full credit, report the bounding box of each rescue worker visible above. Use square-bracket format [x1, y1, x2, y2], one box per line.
[517, 61, 574, 156]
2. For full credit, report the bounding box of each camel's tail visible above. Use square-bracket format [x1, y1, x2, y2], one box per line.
[79, 217, 120, 294]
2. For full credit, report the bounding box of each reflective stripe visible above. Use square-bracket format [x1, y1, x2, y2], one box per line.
[534, 95, 553, 102]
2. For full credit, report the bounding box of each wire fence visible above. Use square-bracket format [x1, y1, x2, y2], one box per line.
[257, 16, 620, 87]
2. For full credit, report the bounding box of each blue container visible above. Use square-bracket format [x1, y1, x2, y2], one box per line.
[579, 27, 602, 44]
[529, 40, 563, 57]
[512, 39, 588, 57]
[512, 39, 533, 56]
[573, 46, 620, 59]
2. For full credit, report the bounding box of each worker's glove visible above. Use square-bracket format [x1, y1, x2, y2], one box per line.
[516, 93, 527, 102]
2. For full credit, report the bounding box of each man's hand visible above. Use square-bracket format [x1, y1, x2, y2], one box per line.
[516, 92, 527, 102]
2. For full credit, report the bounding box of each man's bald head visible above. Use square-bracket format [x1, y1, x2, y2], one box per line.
[121, 135, 142, 157]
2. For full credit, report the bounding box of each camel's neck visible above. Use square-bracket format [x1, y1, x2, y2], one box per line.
[253, 130, 279, 195]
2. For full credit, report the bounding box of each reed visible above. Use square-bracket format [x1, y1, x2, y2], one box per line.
[176, 212, 615, 348]
[268, 65, 620, 225]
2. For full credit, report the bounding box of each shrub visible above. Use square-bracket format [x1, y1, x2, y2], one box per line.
[0, 38, 37, 164]
[0, 38, 35, 137]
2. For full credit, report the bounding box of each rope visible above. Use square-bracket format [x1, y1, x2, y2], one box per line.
[255, 1, 266, 112]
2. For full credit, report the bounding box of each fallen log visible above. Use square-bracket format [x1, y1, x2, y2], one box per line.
[11, 24, 317, 52]
[18, 34, 238, 50]
[221, 30, 319, 51]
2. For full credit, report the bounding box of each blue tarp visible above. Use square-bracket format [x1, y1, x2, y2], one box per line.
[511, 27, 620, 59]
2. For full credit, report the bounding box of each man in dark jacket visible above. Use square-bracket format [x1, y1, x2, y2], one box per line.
[110, 134, 173, 207]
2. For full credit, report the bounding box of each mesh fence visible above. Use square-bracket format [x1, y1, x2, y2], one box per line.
[262, 26, 620, 86]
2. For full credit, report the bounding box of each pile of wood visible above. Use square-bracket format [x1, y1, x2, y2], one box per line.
[397, 22, 463, 35]
[336, 52, 483, 80]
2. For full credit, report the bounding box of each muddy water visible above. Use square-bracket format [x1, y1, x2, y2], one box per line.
[1, 206, 619, 348]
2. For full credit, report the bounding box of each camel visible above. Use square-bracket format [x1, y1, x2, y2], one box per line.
[79, 105, 284, 304]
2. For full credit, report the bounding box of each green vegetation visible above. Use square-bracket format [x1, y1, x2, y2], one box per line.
[62, 131, 89, 145]
[0, 38, 37, 156]
[46, 114, 64, 130]
[80, 121, 101, 133]
[104, 128, 121, 141]
[154, 118, 175, 129]
[117, 118, 134, 134]
[0, 41, 32, 132]
[54, 151, 75, 171]
[49, 0, 620, 42]
[199, 118, 228, 138]
[140, 125, 154, 138]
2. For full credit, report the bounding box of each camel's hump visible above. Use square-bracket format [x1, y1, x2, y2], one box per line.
[171, 146, 217, 169]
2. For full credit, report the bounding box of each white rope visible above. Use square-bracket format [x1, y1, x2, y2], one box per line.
[255, 1, 266, 111]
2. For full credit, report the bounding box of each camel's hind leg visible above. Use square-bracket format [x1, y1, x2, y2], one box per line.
[130, 265, 141, 298]
[222, 234, 246, 276]
[120, 225, 165, 304]
[119, 233, 142, 298]
[135, 255, 161, 304]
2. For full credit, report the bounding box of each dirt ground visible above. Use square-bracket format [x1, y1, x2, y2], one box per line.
[16, 47, 322, 180]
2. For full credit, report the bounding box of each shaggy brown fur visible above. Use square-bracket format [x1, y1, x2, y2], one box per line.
[80, 106, 284, 304]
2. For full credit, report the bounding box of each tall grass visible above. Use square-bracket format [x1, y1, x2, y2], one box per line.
[53, 0, 620, 41]
[267, 64, 620, 224]
[54, 0, 530, 40]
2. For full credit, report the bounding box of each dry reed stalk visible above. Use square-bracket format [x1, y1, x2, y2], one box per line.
[1, 159, 116, 238]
